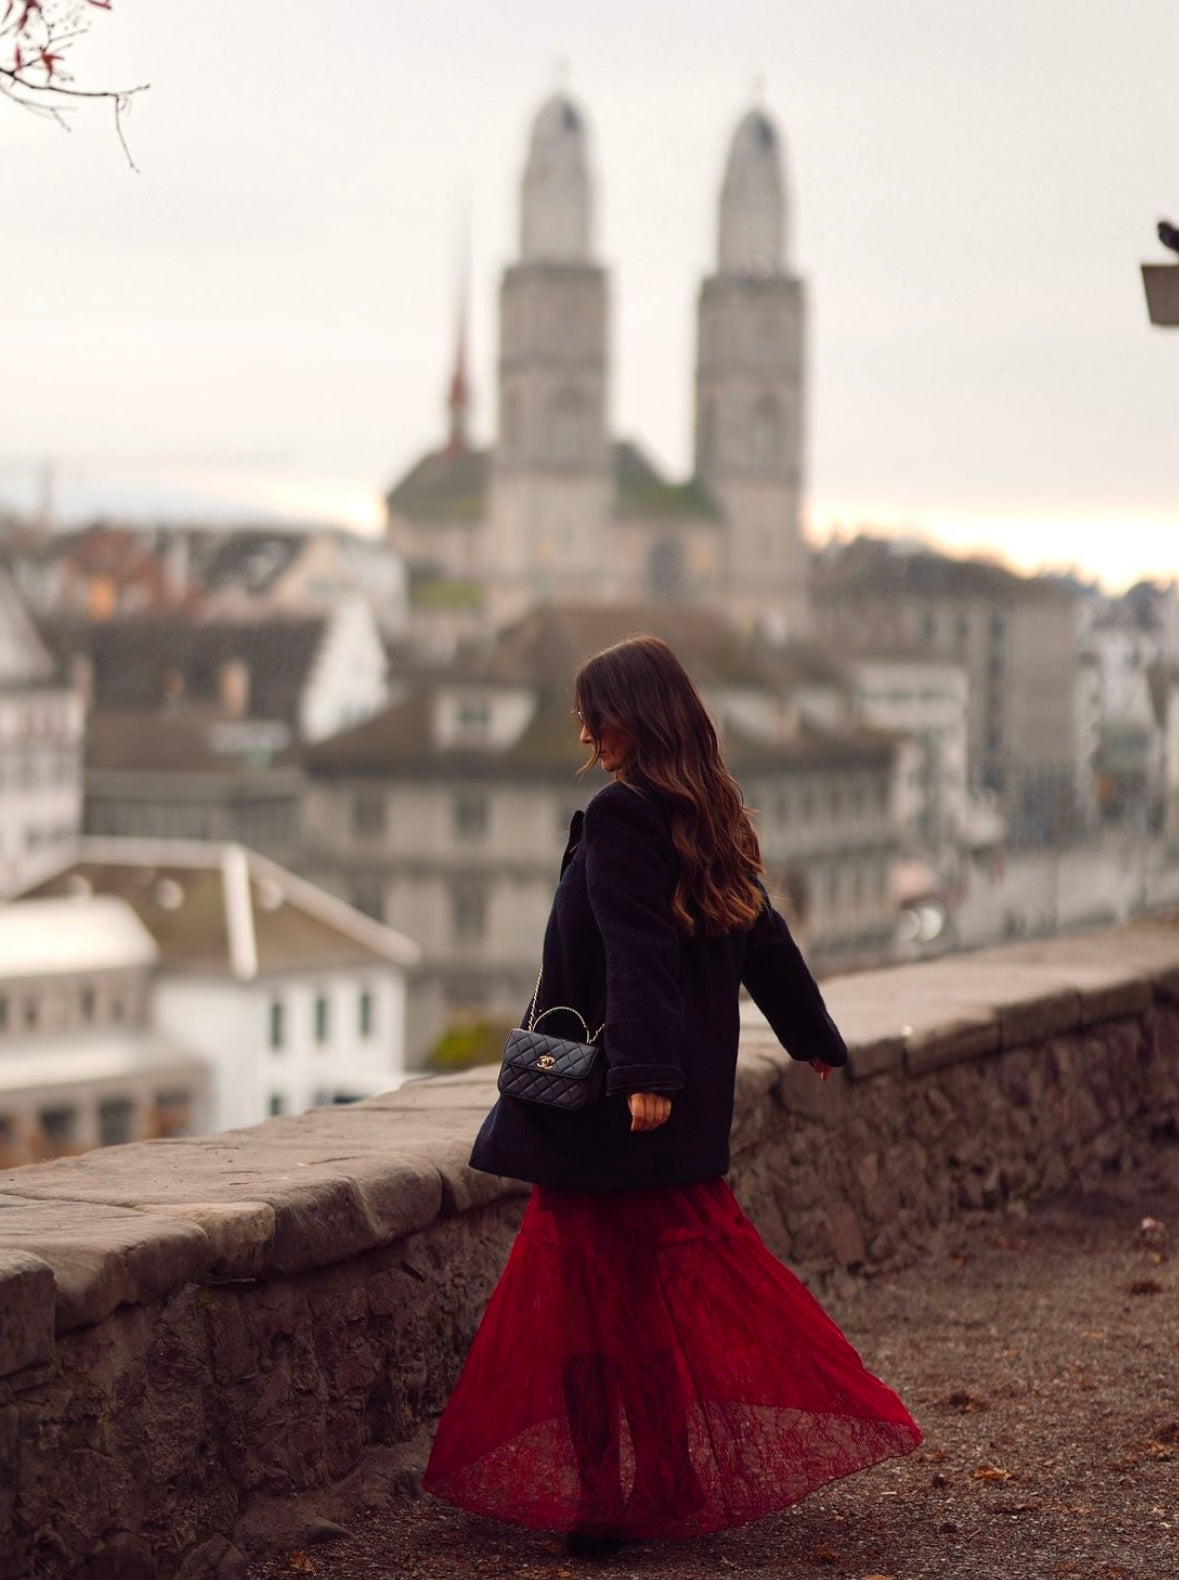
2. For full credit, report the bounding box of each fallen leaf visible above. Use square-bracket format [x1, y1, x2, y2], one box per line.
[1144, 1440, 1175, 1460]
[810, 1544, 840, 1564]
[861, 1574, 896, 1579]
[972, 1465, 1013, 1482]
[944, 1389, 990, 1413]
[288, 1557, 316, 1575]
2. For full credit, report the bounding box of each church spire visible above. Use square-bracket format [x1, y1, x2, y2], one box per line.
[718, 105, 788, 275]
[444, 286, 470, 456]
[520, 93, 594, 263]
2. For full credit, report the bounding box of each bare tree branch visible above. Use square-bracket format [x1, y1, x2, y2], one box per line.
[2, 0, 148, 167]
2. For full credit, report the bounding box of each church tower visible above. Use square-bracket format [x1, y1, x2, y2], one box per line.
[694, 106, 808, 634]
[485, 94, 614, 626]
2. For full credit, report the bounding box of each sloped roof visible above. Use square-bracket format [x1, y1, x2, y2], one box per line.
[40, 617, 326, 725]
[85, 709, 300, 774]
[0, 895, 158, 977]
[385, 446, 490, 524]
[814, 536, 1079, 605]
[27, 841, 420, 978]
[612, 441, 721, 522]
[189, 530, 306, 593]
[384, 439, 722, 527]
[726, 719, 898, 771]
[304, 601, 856, 778]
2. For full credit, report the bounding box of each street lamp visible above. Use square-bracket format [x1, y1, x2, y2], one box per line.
[1142, 221, 1179, 325]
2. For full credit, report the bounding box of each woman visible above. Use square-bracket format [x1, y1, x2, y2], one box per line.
[423, 636, 921, 1556]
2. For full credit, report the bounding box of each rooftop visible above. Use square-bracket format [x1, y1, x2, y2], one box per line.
[0, 895, 158, 977]
[40, 616, 329, 725]
[84, 709, 300, 775]
[27, 841, 420, 979]
[814, 536, 1082, 606]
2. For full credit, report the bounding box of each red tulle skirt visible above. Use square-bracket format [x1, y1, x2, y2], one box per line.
[423, 1178, 922, 1541]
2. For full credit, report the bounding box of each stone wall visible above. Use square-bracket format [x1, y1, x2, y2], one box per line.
[2, 922, 1179, 1578]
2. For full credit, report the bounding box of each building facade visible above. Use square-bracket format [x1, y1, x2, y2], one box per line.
[0, 563, 85, 898]
[300, 603, 899, 1064]
[812, 537, 1082, 840]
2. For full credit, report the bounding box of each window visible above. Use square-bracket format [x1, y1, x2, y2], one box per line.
[456, 695, 490, 736]
[453, 792, 489, 841]
[351, 786, 386, 840]
[154, 1089, 192, 1138]
[39, 1107, 76, 1151]
[269, 999, 285, 1051]
[268, 1093, 285, 1117]
[451, 882, 487, 943]
[80, 986, 95, 1024]
[314, 994, 330, 1045]
[359, 988, 374, 1039]
[99, 1099, 134, 1147]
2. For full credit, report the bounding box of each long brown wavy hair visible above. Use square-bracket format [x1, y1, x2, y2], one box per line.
[574, 634, 764, 937]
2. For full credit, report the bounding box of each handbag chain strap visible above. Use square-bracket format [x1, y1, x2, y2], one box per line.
[526, 967, 604, 1044]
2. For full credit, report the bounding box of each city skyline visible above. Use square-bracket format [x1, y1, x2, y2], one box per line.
[3, 0, 1178, 594]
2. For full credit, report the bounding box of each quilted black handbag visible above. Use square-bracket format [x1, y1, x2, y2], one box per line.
[497, 969, 606, 1111]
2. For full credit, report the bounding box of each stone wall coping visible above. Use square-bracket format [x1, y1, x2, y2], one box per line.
[2, 921, 1177, 1368]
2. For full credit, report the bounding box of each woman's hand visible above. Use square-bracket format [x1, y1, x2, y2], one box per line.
[628, 1092, 672, 1131]
[810, 1060, 835, 1081]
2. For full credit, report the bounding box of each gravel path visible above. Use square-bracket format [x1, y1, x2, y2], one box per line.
[247, 1144, 1179, 1580]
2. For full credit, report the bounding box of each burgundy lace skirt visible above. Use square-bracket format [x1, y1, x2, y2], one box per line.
[423, 1178, 921, 1540]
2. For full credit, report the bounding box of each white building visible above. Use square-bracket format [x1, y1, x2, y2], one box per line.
[27, 840, 420, 1133]
[0, 563, 84, 898]
[0, 895, 207, 1168]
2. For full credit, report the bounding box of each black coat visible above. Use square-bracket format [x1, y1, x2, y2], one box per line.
[469, 778, 848, 1193]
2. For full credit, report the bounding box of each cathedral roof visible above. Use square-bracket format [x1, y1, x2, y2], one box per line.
[384, 446, 489, 524]
[385, 440, 718, 528]
[612, 441, 721, 522]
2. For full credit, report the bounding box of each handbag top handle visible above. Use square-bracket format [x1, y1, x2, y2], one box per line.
[526, 967, 604, 1045]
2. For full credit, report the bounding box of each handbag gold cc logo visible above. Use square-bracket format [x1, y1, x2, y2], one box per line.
[536, 1054, 556, 1069]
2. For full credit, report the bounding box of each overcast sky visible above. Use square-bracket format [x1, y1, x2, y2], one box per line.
[3, 0, 1178, 591]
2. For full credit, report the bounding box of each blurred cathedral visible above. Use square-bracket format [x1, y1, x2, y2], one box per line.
[385, 93, 809, 644]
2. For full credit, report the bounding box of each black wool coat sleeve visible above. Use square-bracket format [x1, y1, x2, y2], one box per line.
[468, 778, 847, 1194]
[741, 885, 849, 1067]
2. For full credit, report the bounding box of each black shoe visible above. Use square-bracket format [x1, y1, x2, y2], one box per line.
[564, 1530, 625, 1559]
